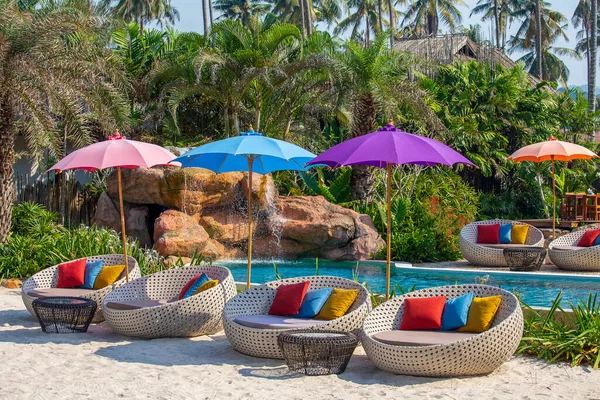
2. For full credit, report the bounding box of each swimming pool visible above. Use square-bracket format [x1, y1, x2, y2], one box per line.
[218, 258, 600, 308]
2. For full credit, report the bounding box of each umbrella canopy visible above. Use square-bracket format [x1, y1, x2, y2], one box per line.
[175, 128, 316, 173]
[173, 127, 317, 289]
[307, 121, 474, 299]
[508, 137, 598, 239]
[48, 132, 177, 282]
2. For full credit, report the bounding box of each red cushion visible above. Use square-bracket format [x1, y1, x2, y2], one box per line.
[57, 259, 87, 288]
[476, 224, 500, 244]
[268, 281, 310, 316]
[577, 229, 600, 247]
[399, 296, 447, 330]
[178, 273, 203, 300]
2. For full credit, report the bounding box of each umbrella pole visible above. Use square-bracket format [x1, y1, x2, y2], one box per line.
[117, 167, 130, 283]
[551, 157, 556, 240]
[386, 162, 392, 301]
[246, 158, 253, 290]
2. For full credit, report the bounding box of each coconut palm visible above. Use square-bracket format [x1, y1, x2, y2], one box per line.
[335, 0, 383, 44]
[100, 0, 179, 31]
[401, 0, 466, 37]
[470, 0, 519, 50]
[213, 0, 271, 25]
[269, 0, 345, 32]
[0, 0, 129, 241]
[334, 33, 410, 200]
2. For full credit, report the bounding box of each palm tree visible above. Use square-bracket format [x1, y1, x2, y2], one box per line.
[401, 0, 466, 37]
[269, 0, 344, 33]
[334, 33, 408, 200]
[590, 0, 598, 117]
[471, 0, 518, 50]
[213, 0, 271, 25]
[101, 0, 179, 31]
[335, 0, 383, 44]
[513, 42, 581, 86]
[0, 0, 129, 241]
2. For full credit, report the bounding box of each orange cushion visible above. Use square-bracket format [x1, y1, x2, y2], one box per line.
[57, 259, 87, 288]
[399, 296, 447, 330]
[577, 229, 600, 247]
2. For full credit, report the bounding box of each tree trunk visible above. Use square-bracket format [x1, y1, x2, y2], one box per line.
[365, 13, 370, 44]
[387, 0, 395, 48]
[224, 106, 230, 138]
[299, 0, 306, 38]
[535, 0, 543, 79]
[283, 114, 293, 141]
[589, 0, 597, 136]
[202, 0, 209, 36]
[232, 106, 240, 135]
[350, 93, 377, 201]
[254, 90, 261, 132]
[209, 0, 214, 26]
[0, 104, 14, 242]
[377, 0, 383, 34]
[303, 0, 312, 36]
[493, 0, 500, 49]
[427, 12, 438, 35]
[61, 126, 67, 226]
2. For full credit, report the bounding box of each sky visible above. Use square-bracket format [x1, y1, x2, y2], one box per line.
[165, 0, 592, 87]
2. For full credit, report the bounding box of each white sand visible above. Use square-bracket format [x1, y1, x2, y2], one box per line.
[1, 288, 599, 400]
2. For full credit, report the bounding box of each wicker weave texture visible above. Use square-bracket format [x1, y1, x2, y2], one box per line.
[103, 265, 236, 338]
[548, 224, 600, 271]
[223, 276, 372, 359]
[362, 285, 523, 377]
[459, 220, 544, 267]
[21, 255, 141, 323]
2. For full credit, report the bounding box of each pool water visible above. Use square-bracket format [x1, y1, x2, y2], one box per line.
[218, 258, 600, 308]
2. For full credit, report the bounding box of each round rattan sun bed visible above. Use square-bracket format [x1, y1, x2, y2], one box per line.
[459, 219, 544, 267]
[103, 265, 237, 338]
[21, 254, 141, 323]
[548, 224, 600, 271]
[362, 284, 523, 377]
[223, 276, 371, 359]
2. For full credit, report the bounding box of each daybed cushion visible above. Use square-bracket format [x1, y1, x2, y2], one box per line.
[499, 224, 512, 244]
[481, 244, 535, 249]
[399, 296, 446, 330]
[372, 330, 477, 346]
[511, 225, 530, 244]
[476, 224, 500, 244]
[458, 295, 502, 333]
[94, 265, 125, 289]
[57, 259, 87, 288]
[105, 299, 174, 310]
[182, 273, 210, 299]
[297, 287, 333, 318]
[268, 281, 309, 316]
[27, 288, 94, 298]
[234, 315, 328, 329]
[441, 292, 474, 331]
[551, 245, 587, 251]
[315, 288, 358, 320]
[82, 260, 104, 289]
[192, 279, 218, 295]
[577, 229, 600, 247]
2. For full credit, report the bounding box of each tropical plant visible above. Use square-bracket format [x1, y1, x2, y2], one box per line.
[214, 0, 271, 25]
[335, 0, 383, 43]
[470, 0, 518, 50]
[401, 0, 466, 36]
[0, 0, 129, 242]
[518, 292, 600, 368]
[100, 0, 179, 30]
[300, 168, 355, 205]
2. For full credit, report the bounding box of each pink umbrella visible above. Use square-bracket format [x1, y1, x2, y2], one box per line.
[49, 131, 176, 282]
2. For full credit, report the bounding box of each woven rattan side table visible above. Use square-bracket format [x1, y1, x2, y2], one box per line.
[32, 297, 97, 333]
[503, 247, 547, 271]
[277, 330, 358, 375]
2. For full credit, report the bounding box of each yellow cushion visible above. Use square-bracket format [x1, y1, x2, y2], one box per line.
[93, 265, 125, 289]
[192, 279, 219, 295]
[458, 295, 502, 333]
[511, 225, 529, 244]
[315, 288, 358, 320]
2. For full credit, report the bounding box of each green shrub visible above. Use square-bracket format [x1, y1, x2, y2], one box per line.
[0, 203, 166, 279]
[518, 293, 600, 368]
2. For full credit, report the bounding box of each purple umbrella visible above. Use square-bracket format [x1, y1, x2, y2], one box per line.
[307, 121, 474, 299]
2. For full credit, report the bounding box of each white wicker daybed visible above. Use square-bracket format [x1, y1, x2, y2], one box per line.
[362, 284, 523, 377]
[223, 276, 371, 359]
[21, 254, 141, 323]
[459, 219, 544, 267]
[103, 265, 237, 338]
[548, 224, 600, 271]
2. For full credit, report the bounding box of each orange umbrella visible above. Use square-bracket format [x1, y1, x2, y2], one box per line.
[508, 137, 598, 238]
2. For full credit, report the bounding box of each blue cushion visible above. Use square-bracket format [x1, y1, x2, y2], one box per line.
[441, 292, 474, 330]
[594, 235, 600, 246]
[81, 260, 104, 289]
[296, 288, 334, 318]
[182, 273, 209, 299]
[499, 224, 512, 244]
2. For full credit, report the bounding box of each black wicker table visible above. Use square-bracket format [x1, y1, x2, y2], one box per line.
[277, 330, 358, 376]
[32, 297, 97, 333]
[503, 247, 547, 271]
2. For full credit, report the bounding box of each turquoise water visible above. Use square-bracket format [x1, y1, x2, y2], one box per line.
[219, 258, 600, 308]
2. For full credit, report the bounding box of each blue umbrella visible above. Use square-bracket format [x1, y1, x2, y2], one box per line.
[173, 126, 316, 288]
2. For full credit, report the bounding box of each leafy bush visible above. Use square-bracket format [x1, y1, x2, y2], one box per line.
[0, 203, 166, 278]
[518, 293, 600, 368]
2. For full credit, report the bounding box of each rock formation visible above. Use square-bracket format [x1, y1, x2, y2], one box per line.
[95, 167, 384, 261]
